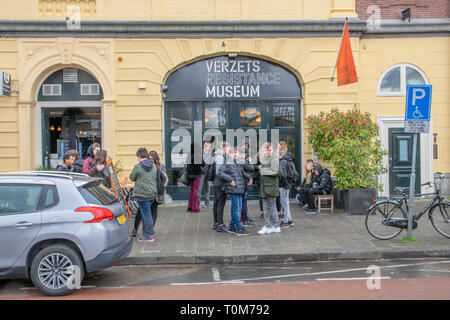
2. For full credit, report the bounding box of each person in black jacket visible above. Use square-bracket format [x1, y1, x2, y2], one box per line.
[67, 149, 84, 173]
[304, 164, 333, 214]
[187, 143, 204, 213]
[218, 147, 253, 236]
[55, 152, 75, 172]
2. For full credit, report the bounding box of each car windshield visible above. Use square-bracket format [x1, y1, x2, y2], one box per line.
[78, 182, 119, 206]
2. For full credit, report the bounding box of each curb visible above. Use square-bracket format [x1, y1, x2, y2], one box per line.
[118, 249, 450, 266]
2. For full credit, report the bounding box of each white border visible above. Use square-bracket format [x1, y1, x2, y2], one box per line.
[377, 115, 434, 197]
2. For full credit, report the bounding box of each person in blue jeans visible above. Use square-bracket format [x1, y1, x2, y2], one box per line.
[218, 147, 253, 236]
[129, 147, 158, 242]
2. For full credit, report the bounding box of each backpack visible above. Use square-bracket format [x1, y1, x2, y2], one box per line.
[284, 159, 299, 184]
[206, 162, 216, 181]
[156, 165, 168, 204]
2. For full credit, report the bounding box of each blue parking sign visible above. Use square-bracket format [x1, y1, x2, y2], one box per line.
[405, 85, 432, 121]
[404, 85, 432, 133]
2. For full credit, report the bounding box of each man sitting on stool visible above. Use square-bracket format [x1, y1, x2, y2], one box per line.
[304, 164, 332, 214]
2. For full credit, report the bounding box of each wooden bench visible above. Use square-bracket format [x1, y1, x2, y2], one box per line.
[315, 194, 334, 214]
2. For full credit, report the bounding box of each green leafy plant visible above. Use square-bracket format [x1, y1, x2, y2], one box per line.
[305, 106, 388, 191]
[35, 165, 55, 171]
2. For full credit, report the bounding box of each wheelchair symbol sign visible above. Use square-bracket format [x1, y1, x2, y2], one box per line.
[405, 85, 432, 121]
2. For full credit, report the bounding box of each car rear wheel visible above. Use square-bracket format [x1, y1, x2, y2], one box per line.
[30, 244, 85, 296]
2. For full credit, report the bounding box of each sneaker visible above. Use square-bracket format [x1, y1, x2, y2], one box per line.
[235, 228, 250, 236]
[280, 221, 295, 229]
[247, 217, 255, 223]
[305, 208, 317, 215]
[257, 226, 272, 235]
[212, 223, 219, 230]
[303, 204, 310, 210]
[241, 220, 255, 227]
[130, 230, 137, 237]
[216, 224, 229, 233]
[270, 226, 281, 233]
[137, 237, 155, 242]
[228, 226, 237, 234]
[279, 222, 290, 229]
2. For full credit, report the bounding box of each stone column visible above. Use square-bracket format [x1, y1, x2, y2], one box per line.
[17, 101, 36, 171]
[102, 99, 116, 160]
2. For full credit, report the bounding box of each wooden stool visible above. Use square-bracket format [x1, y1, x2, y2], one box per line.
[315, 194, 334, 214]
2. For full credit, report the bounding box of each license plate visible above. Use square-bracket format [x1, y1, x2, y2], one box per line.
[116, 214, 127, 225]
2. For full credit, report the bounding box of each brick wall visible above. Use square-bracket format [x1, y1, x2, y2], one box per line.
[356, 0, 450, 20]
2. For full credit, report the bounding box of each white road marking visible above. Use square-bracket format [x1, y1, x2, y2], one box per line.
[316, 277, 391, 281]
[212, 268, 221, 282]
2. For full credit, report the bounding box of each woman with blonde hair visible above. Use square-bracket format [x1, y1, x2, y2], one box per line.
[296, 159, 314, 208]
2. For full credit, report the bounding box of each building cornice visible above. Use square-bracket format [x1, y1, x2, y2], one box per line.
[0, 19, 449, 38]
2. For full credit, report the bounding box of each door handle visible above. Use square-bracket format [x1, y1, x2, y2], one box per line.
[13, 221, 33, 229]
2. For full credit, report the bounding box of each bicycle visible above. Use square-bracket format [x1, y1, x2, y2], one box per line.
[365, 173, 449, 240]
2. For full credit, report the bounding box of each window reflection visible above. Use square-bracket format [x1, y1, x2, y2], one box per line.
[406, 67, 426, 86]
[205, 107, 227, 128]
[240, 106, 261, 127]
[170, 108, 192, 129]
[380, 67, 401, 93]
[274, 104, 295, 127]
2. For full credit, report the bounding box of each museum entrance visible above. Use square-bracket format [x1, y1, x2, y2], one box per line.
[163, 55, 302, 200]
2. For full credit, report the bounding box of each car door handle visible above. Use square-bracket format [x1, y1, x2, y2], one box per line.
[13, 221, 33, 229]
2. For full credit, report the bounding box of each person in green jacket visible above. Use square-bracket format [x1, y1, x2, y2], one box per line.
[129, 147, 158, 243]
[257, 142, 283, 235]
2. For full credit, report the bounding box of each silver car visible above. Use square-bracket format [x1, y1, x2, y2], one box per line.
[0, 171, 132, 296]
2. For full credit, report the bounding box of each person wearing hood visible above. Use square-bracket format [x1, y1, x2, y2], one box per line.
[129, 147, 158, 243]
[278, 141, 295, 228]
[82, 143, 101, 176]
[304, 164, 333, 214]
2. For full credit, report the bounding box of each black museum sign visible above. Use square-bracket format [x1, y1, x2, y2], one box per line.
[163, 55, 302, 100]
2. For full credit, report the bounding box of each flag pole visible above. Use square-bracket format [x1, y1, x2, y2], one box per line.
[331, 17, 348, 82]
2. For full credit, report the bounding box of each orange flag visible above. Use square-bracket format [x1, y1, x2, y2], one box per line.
[335, 20, 357, 86]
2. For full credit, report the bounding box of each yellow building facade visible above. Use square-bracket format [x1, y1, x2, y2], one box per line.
[0, 0, 449, 198]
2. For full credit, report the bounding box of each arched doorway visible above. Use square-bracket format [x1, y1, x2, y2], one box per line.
[36, 68, 103, 168]
[163, 55, 302, 200]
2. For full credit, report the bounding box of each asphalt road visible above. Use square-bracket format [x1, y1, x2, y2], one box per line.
[1, 258, 449, 300]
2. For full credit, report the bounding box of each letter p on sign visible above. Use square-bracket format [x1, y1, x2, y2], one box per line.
[412, 88, 426, 106]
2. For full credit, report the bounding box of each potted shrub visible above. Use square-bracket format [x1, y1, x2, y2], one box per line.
[305, 106, 388, 214]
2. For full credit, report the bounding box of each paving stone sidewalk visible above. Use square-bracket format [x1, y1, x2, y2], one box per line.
[121, 200, 449, 265]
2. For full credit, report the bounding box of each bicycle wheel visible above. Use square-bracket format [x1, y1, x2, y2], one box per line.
[365, 200, 406, 240]
[429, 201, 450, 239]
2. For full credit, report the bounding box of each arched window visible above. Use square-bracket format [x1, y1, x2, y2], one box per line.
[377, 64, 429, 96]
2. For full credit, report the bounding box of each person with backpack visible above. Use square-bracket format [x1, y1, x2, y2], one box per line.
[131, 150, 167, 238]
[278, 141, 298, 228]
[218, 147, 253, 236]
[129, 147, 158, 243]
[211, 141, 231, 233]
[304, 164, 333, 214]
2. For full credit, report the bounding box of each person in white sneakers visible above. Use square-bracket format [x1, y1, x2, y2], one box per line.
[257, 142, 283, 235]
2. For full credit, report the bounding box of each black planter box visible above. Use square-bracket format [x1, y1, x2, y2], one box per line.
[342, 188, 377, 215]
